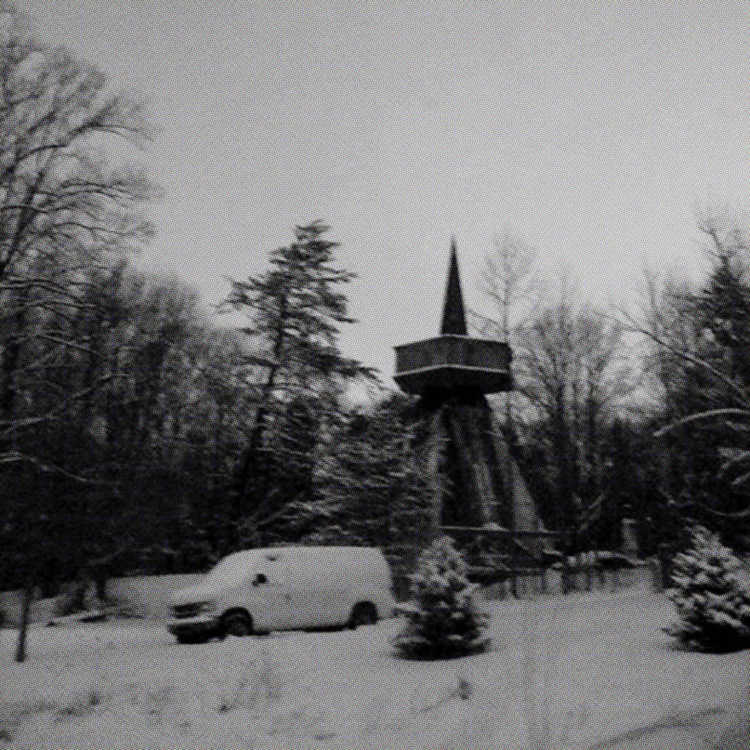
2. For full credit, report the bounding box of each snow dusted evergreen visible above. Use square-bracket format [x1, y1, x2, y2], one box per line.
[665, 526, 750, 652]
[393, 536, 490, 659]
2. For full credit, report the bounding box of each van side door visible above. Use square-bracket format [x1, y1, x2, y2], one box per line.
[251, 555, 295, 630]
[288, 559, 353, 627]
[285, 566, 331, 628]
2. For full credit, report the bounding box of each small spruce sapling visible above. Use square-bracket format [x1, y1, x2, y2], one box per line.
[393, 536, 490, 659]
[665, 526, 750, 652]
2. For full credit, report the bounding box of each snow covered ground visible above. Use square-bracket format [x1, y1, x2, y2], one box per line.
[1, 584, 748, 749]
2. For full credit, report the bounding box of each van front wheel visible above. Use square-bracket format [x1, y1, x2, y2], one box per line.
[348, 602, 378, 629]
[222, 612, 253, 638]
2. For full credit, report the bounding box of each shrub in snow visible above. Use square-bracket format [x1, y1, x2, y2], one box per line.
[393, 535, 490, 659]
[665, 526, 750, 652]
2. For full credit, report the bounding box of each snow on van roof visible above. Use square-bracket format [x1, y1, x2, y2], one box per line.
[210, 546, 380, 566]
[209, 544, 379, 575]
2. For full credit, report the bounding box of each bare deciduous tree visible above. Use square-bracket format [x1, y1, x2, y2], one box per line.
[0, 6, 156, 429]
[474, 232, 541, 343]
[513, 284, 632, 536]
[0, 7, 157, 661]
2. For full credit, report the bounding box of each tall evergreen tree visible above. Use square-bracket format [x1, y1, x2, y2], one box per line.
[225, 221, 375, 543]
[640, 220, 750, 543]
[313, 393, 433, 557]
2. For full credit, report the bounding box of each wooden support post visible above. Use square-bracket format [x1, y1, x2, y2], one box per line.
[425, 407, 445, 538]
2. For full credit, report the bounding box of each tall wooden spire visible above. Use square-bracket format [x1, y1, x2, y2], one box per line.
[394, 242, 511, 396]
[392, 239, 543, 563]
[440, 239, 468, 336]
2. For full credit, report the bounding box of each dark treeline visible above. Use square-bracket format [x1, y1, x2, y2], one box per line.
[487, 220, 750, 559]
[2, 7, 750, 604]
[0, 8, 431, 594]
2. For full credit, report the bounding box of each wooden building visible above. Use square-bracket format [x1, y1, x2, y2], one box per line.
[394, 242, 543, 566]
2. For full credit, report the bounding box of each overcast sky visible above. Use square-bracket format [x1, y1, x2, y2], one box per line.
[21, 0, 750, 385]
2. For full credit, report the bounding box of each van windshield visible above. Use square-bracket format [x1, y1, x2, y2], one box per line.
[205, 553, 256, 585]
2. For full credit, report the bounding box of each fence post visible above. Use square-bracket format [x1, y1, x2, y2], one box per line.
[561, 539, 571, 595]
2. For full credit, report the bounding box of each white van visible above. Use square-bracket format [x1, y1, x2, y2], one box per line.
[167, 546, 395, 643]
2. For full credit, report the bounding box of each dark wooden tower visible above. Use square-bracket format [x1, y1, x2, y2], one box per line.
[394, 241, 541, 540]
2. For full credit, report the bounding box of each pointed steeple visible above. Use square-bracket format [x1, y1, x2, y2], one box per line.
[394, 237, 511, 395]
[440, 238, 468, 335]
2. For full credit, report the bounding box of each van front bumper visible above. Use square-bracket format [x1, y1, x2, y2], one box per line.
[167, 614, 221, 638]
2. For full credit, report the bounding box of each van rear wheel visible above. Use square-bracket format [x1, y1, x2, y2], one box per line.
[348, 602, 378, 629]
[222, 612, 253, 638]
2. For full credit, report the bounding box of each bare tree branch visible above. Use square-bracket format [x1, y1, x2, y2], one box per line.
[0, 450, 104, 482]
[653, 408, 750, 438]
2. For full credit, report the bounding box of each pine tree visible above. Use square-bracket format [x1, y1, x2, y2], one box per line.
[665, 526, 750, 652]
[313, 393, 433, 548]
[393, 536, 491, 659]
[224, 221, 375, 543]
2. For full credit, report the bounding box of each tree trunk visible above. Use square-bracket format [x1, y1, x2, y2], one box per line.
[14, 581, 33, 662]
